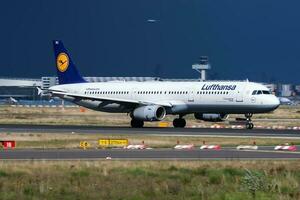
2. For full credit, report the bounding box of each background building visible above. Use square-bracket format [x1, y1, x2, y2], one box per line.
[0, 78, 41, 100]
[0, 77, 160, 100]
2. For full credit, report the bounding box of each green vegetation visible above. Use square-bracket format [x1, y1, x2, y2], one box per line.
[0, 161, 299, 200]
[1, 105, 300, 127]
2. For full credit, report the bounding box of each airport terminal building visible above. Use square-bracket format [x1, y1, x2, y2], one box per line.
[0, 77, 159, 100]
[0, 78, 41, 100]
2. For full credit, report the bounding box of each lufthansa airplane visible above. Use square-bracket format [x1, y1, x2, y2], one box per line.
[49, 41, 280, 129]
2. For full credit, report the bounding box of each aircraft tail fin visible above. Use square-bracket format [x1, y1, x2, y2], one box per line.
[53, 40, 86, 84]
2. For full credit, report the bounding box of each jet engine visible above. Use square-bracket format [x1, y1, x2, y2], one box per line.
[133, 105, 166, 121]
[194, 113, 228, 122]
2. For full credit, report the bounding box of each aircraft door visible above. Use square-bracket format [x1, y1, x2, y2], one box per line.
[132, 88, 138, 100]
[236, 84, 246, 102]
[188, 89, 194, 103]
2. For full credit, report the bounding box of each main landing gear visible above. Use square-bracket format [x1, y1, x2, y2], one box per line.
[173, 115, 186, 128]
[245, 113, 254, 129]
[131, 119, 144, 128]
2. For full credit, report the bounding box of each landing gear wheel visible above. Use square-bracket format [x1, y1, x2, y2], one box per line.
[173, 118, 186, 128]
[131, 119, 144, 128]
[244, 113, 254, 129]
[246, 122, 254, 129]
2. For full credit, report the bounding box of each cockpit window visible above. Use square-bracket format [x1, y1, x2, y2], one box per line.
[252, 90, 271, 95]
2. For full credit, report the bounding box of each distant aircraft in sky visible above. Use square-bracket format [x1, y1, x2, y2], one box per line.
[147, 19, 157, 23]
[48, 40, 280, 129]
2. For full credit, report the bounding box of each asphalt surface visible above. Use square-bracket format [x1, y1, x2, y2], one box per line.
[0, 148, 299, 160]
[0, 124, 299, 160]
[0, 124, 300, 138]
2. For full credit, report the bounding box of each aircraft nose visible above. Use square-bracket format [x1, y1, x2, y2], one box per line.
[270, 96, 280, 109]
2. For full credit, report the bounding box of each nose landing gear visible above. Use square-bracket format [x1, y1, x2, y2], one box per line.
[245, 113, 254, 129]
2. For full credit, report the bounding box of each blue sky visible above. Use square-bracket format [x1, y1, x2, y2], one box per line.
[1, 0, 299, 83]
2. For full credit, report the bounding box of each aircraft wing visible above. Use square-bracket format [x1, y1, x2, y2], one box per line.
[50, 90, 172, 107]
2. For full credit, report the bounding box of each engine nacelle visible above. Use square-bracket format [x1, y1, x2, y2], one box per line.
[133, 105, 166, 121]
[194, 113, 228, 122]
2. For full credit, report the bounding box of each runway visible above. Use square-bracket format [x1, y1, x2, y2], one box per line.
[0, 124, 299, 160]
[1, 124, 300, 138]
[0, 148, 299, 160]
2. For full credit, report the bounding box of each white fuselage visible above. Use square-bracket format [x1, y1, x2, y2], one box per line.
[50, 80, 280, 115]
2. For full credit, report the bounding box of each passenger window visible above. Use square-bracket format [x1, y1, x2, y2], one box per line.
[263, 90, 270, 94]
[257, 91, 262, 95]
